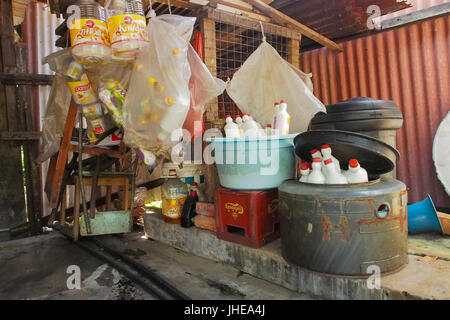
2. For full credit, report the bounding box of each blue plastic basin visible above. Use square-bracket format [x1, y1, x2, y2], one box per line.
[207, 134, 297, 190]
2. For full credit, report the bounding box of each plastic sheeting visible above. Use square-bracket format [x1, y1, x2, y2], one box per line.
[227, 40, 326, 133]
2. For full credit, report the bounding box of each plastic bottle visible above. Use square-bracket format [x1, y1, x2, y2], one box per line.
[181, 183, 199, 228]
[224, 115, 240, 138]
[346, 159, 369, 184]
[67, 74, 106, 135]
[310, 148, 322, 160]
[277, 100, 290, 135]
[69, 0, 112, 65]
[266, 124, 272, 136]
[324, 159, 348, 184]
[272, 102, 280, 130]
[234, 115, 244, 137]
[308, 158, 325, 184]
[299, 162, 310, 183]
[321, 144, 341, 174]
[242, 113, 258, 137]
[105, 0, 149, 58]
[161, 169, 189, 224]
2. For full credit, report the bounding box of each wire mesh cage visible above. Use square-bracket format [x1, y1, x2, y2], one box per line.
[215, 21, 289, 119]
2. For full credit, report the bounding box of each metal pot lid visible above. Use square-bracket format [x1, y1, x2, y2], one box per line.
[294, 129, 400, 176]
[325, 97, 400, 113]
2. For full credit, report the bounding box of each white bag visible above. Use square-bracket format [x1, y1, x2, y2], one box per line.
[226, 40, 326, 132]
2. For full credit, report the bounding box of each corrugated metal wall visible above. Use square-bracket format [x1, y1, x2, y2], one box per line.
[300, 14, 450, 207]
[23, 2, 64, 216]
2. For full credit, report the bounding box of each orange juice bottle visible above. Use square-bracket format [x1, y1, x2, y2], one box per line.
[161, 169, 188, 224]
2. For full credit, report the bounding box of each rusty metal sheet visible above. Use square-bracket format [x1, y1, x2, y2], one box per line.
[300, 14, 450, 208]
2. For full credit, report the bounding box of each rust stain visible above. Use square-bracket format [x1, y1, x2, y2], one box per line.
[322, 215, 350, 242]
[358, 215, 400, 226]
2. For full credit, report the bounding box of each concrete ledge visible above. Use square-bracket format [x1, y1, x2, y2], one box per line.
[143, 212, 450, 300]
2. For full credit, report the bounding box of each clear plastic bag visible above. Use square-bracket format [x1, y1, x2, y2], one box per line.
[226, 40, 326, 133]
[183, 44, 226, 140]
[86, 61, 134, 126]
[122, 14, 196, 152]
[36, 49, 74, 163]
[36, 74, 73, 163]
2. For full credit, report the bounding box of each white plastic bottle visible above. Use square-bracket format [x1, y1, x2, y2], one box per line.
[308, 158, 325, 184]
[242, 113, 259, 137]
[346, 159, 369, 184]
[277, 100, 290, 135]
[272, 102, 280, 130]
[234, 115, 244, 137]
[324, 158, 348, 184]
[310, 148, 322, 159]
[224, 115, 240, 138]
[266, 124, 272, 136]
[321, 144, 341, 174]
[299, 162, 310, 183]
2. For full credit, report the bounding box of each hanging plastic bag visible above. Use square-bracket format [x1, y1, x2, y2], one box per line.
[226, 40, 326, 133]
[183, 44, 226, 140]
[36, 49, 74, 163]
[122, 14, 196, 154]
[86, 61, 134, 126]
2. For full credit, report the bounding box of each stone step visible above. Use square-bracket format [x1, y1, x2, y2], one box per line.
[143, 211, 450, 300]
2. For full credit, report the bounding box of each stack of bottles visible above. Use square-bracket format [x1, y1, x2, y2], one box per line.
[223, 100, 291, 138]
[69, 0, 149, 65]
[299, 144, 369, 185]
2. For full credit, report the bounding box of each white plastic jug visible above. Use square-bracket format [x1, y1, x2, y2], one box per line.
[276, 100, 290, 135]
[346, 159, 369, 184]
[224, 115, 240, 138]
[308, 158, 325, 184]
[324, 158, 348, 184]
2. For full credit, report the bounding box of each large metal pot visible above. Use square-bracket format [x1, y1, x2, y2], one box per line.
[279, 178, 408, 276]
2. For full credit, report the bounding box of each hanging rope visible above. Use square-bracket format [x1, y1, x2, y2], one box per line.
[168, 0, 172, 14]
[259, 21, 266, 42]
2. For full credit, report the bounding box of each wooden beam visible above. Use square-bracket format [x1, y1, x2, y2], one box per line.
[194, 0, 270, 22]
[152, 0, 198, 10]
[287, 37, 301, 69]
[246, 0, 342, 52]
[203, 7, 301, 40]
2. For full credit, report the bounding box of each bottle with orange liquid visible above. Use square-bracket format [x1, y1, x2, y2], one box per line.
[161, 169, 189, 224]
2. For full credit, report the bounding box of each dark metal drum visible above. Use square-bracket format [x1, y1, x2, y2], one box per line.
[278, 178, 408, 276]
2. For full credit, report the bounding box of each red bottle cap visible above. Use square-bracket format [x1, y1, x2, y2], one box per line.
[274, 102, 280, 106]
[310, 148, 318, 154]
[324, 158, 333, 165]
[280, 100, 287, 103]
[301, 163, 309, 170]
[267, 124, 272, 128]
[312, 158, 321, 163]
[234, 115, 241, 119]
[349, 159, 359, 168]
[226, 115, 231, 118]
[242, 113, 248, 117]
[321, 144, 330, 149]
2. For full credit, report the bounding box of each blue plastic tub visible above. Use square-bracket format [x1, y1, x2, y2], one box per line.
[207, 134, 297, 190]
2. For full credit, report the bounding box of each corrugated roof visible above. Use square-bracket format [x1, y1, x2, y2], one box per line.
[271, 0, 413, 48]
